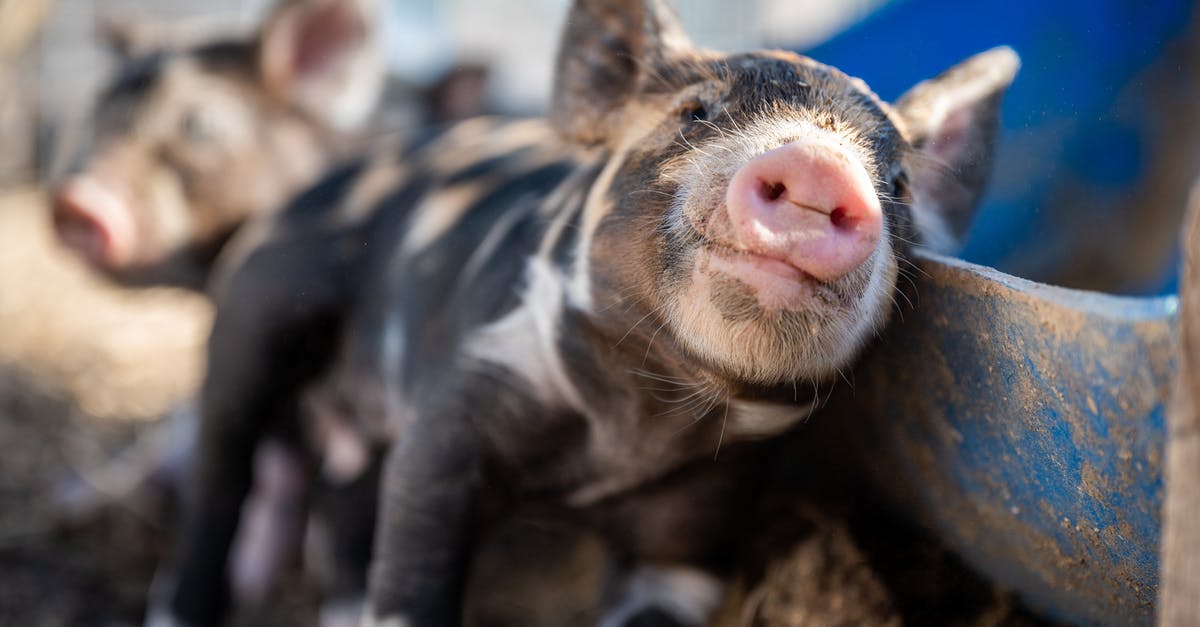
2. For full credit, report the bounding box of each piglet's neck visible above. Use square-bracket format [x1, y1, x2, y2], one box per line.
[570, 304, 833, 422]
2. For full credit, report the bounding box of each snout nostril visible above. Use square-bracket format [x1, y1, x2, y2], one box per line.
[830, 207, 850, 229]
[760, 180, 786, 202]
[52, 196, 80, 227]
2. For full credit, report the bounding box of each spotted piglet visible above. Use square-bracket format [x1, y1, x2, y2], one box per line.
[156, 0, 1018, 625]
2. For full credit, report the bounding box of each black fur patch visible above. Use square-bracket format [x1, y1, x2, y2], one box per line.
[709, 275, 761, 323]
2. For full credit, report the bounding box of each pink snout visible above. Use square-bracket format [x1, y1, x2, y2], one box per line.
[724, 140, 882, 282]
[52, 176, 136, 268]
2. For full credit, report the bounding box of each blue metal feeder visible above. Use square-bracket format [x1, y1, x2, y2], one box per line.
[837, 251, 1177, 625]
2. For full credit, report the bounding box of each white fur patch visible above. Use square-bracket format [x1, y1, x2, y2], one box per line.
[142, 607, 188, 627]
[399, 183, 488, 256]
[854, 231, 898, 339]
[598, 565, 725, 627]
[424, 118, 557, 175]
[359, 613, 411, 627]
[143, 565, 191, 627]
[320, 597, 366, 627]
[322, 418, 370, 484]
[334, 148, 409, 227]
[666, 244, 893, 385]
[728, 398, 810, 439]
[457, 200, 533, 290]
[566, 100, 671, 312]
[465, 257, 586, 411]
[567, 152, 625, 312]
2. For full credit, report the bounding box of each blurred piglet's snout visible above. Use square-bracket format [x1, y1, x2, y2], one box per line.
[724, 140, 883, 282]
[52, 176, 136, 268]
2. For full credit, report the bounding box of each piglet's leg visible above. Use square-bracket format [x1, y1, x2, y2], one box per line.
[149, 241, 346, 626]
[592, 451, 764, 627]
[155, 309, 279, 625]
[229, 440, 310, 604]
[307, 453, 383, 627]
[364, 415, 483, 627]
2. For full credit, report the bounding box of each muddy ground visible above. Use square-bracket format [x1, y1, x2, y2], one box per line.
[0, 186, 1055, 626]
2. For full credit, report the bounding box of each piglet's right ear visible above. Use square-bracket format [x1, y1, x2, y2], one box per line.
[550, 0, 692, 145]
[894, 47, 1019, 253]
[258, 0, 385, 132]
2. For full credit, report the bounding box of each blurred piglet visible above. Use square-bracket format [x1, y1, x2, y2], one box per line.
[52, 0, 385, 289]
[48, 0, 384, 609]
[47, 0, 485, 613]
[51, 0, 490, 289]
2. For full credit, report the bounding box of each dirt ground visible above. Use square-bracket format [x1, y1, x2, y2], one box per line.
[0, 187, 329, 626]
[0, 185, 206, 626]
[0, 186, 1056, 626]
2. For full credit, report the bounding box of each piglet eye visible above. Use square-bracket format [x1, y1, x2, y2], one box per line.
[678, 102, 708, 124]
[890, 171, 908, 199]
[180, 110, 216, 143]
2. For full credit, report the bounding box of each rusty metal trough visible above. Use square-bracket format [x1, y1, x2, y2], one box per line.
[828, 249, 1177, 626]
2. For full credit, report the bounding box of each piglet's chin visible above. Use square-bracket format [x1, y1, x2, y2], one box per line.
[670, 251, 864, 385]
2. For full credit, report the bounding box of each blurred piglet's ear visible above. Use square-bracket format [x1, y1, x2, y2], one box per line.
[550, 0, 693, 145]
[96, 11, 163, 59]
[97, 11, 226, 59]
[895, 46, 1019, 253]
[258, 0, 385, 132]
[423, 63, 492, 124]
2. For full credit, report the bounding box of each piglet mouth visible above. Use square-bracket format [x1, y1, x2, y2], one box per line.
[705, 242, 811, 281]
[697, 241, 842, 310]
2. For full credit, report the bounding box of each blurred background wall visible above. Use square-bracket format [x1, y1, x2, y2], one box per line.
[0, 0, 1194, 419]
[24, 0, 883, 179]
[379, 0, 885, 111]
[9, 0, 1196, 295]
[807, 0, 1199, 295]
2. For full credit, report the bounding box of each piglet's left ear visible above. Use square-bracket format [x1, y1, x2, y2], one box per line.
[550, 0, 692, 145]
[258, 0, 385, 132]
[895, 46, 1019, 253]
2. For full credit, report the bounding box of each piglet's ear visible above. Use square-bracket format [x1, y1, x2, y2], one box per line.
[96, 11, 187, 59]
[895, 46, 1019, 253]
[258, 0, 385, 132]
[550, 0, 692, 145]
[97, 12, 153, 59]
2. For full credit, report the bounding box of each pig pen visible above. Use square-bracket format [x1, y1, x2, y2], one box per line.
[0, 0, 1125, 622]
